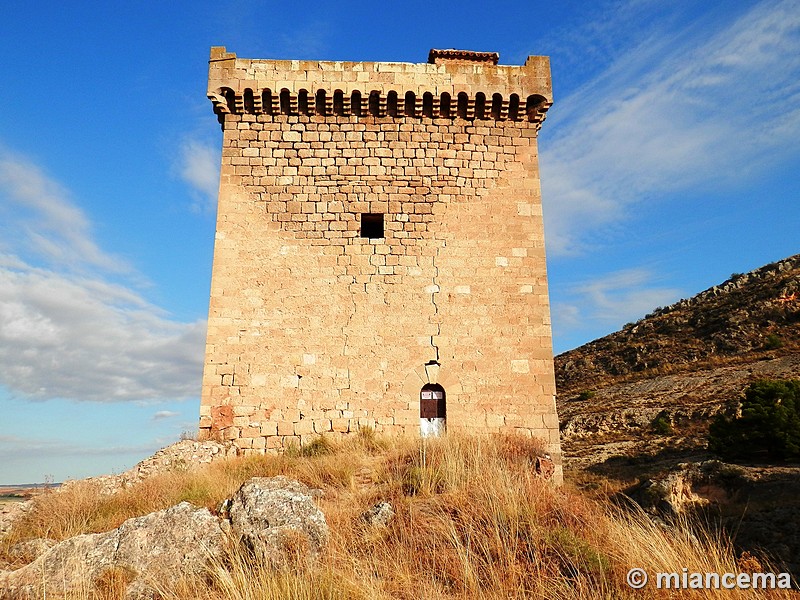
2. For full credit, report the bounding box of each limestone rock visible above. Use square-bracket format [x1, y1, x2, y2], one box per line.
[61, 439, 237, 495]
[1, 475, 333, 596]
[229, 476, 328, 567]
[628, 461, 736, 516]
[0, 500, 32, 539]
[6, 538, 56, 564]
[361, 501, 395, 527]
[1, 502, 225, 599]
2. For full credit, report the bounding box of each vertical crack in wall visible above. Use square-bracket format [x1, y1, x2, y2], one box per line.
[430, 239, 444, 362]
[342, 272, 356, 392]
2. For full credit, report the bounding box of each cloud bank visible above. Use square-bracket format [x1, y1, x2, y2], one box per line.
[541, 0, 800, 255]
[0, 150, 206, 403]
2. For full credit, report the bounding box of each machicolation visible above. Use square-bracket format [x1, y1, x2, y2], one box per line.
[199, 46, 562, 480]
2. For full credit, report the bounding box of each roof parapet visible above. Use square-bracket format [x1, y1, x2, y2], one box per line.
[207, 47, 552, 126]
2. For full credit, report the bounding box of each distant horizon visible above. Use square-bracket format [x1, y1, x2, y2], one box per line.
[0, 482, 61, 490]
[2, 0, 798, 484]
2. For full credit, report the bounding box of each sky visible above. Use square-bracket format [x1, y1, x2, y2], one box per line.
[0, 0, 798, 484]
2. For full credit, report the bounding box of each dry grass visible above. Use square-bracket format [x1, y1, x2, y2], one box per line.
[2, 432, 796, 599]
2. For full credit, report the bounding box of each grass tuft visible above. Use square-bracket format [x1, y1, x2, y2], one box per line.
[2, 432, 795, 599]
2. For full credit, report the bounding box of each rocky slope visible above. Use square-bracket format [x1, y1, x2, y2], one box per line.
[557, 253, 800, 398]
[556, 253, 800, 461]
[555, 253, 800, 575]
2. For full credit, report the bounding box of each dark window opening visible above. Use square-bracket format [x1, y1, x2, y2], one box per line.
[280, 89, 291, 114]
[508, 94, 521, 120]
[404, 91, 416, 117]
[475, 92, 486, 119]
[316, 90, 328, 115]
[422, 92, 434, 118]
[526, 94, 546, 119]
[440, 92, 452, 118]
[360, 213, 384, 239]
[333, 90, 345, 115]
[457, 92, 469, 119]
[262, 89, 274, 115]
[491, 93, 503, 119]
[222, 88, 236, 113]
[368, 91, 380, 116]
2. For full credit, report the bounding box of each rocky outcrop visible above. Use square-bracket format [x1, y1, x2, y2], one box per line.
[627, 461, 736, 516]
[62, 439, 237, 496]
[1, 476, 328, 598]
[0, 502, 31, 540]
[559, 354, 800, 447]
[229, 476, 328, 568]
[625, 461, 800, 576]
[1, 502, 225, 599]
[361, 501, 395, 527]
[556, 254, 800, 395]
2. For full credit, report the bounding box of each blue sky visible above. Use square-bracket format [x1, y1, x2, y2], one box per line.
[1, 0, 798, 484]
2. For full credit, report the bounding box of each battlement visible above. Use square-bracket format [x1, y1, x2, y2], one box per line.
[207, 47, 552, 126]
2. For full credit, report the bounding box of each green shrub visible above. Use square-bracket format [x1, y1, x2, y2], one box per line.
[287, 435, 334, 457]
[576, 390, 596, 401]
[708, 379, 800, 460]
[764, 334, 784, 350]
[651, 411, 673, 435]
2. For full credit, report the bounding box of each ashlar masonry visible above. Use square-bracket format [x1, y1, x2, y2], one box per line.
[199, 47, 562, 480]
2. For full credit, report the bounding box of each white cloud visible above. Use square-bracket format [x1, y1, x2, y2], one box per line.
[177, 138, 220, 213]
[0, 151, 130, 272]
[0, 263, 206, 402]
[0, 149, 207, 404]
[152, 410, 180, 421]
[0, 435, 159, 459]
[553, 269, 680, 335]
[541, 0, 800, 255]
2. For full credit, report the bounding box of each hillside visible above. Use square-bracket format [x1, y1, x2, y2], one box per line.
[556, 253, 800, 397]
[555, 254, 800, 576]
[556, 253, 800, 467]
[3, 434, 795, 599]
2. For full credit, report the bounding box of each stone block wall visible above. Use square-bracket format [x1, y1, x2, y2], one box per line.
[199, 47, 562, 479]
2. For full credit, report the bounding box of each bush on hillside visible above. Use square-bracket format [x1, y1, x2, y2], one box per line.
[764, 334, 784, 350]
[650, 410, 673, 435]
[708, 379, 800, 460]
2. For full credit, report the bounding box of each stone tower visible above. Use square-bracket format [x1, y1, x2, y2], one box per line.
[200, 46, 561, 479]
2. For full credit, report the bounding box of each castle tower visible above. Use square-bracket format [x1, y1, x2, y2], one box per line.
[200, 47, 561, 479]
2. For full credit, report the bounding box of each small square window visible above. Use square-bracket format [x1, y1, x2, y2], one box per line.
[360, 213, 384, 239]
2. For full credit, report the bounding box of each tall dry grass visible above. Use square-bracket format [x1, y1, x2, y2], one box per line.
[2, 432, 796, 599]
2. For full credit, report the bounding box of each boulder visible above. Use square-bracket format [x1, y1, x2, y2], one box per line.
[229, 476, 328, 567]
[6, 538, 56, 564]
[0, 475, 330, 596]
[627, 461, 736, 516]
[0, 500, 32, 539]
[361, 501, 395, 527]
[1, 502, 225, 599]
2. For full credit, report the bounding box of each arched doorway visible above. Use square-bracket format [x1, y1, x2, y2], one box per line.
[420, 383, 446, 438]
